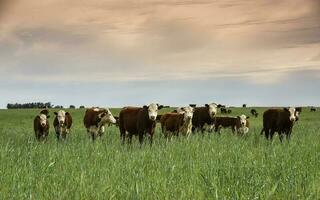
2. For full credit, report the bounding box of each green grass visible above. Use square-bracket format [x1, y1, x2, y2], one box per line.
[0, 108, 320, 199]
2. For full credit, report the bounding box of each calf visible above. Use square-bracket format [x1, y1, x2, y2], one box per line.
[261, 107, 299, 141]
[53, 110, 73, 140]
[119, 103, 163, 145]
[34, 109, 50, 141]
[250, 109, 258, 118]
[214, 115, 249, 135]
[83, 107, 117, 141]
[310, 107, 316, 112]
[192, 103, 218, 133]
[160, 106, 194, 139]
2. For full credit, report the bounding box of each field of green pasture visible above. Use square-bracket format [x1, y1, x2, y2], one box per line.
[0, 107, 319, 199]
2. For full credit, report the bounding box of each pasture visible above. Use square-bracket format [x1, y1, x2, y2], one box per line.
[0, 107, 319, 199]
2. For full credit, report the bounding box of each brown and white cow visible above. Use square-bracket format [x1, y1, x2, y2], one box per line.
[261, 107, 300, 141]
[192, 103, 218, 133]
[53, 110, 73, 140]
[119, 103, 163, 145]
[160, 106, 194, 139]
[214, 114, 249, 135]
[34, 109, 50, 141]
[83, 107, 116, 141]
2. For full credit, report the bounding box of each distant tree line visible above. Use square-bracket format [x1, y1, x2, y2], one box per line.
[7, 102, 53, 109]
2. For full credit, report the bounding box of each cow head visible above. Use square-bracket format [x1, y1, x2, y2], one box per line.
[143, 103, 164, 121]
[237, 114, 249, 127]
[38, 114, 48, 127]
[98, 108, 116, 124]
[179, 106, 194, 122]
[54, 110, 68, 125]
[205, 103, 218, 118]
[284, 107, 299, 122]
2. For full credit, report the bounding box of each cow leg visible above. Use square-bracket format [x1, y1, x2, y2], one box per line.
[128, 133, 133, 144]
[286, 131, 291, 140]
[55, 127, 60, 140]
[231, 126, 235, 134]
[35, 131, 41, 141]
[269, 130, 275, 140]
[91, 132, 96, 141]
[120, 128, 126, 145]
[279, 133, 284, 142]
[62, 131, 67, 140]
[138, 133, 144, 146]
[56, 132, 60, 140]
[260, 128, 264, 135]
[98, 126, 105, 138]
[148, 133, 153, 146]
[264, 129, 270, 139]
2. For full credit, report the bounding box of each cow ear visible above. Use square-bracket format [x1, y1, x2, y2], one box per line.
[47, 115, 50, 119]
[180, 107, 185, 111]
[246, 116, 250, 119]
[283, 107, 289, 112]
[158, 105, 164, 110]
[65, 112, 69, 115]
[237, 116, 240, 119]
[143, 105, 148, 109]
[205, 104, 209, 107]
[54, 112, 58, 115]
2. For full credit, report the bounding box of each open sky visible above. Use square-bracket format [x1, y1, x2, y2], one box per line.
[0, 0, 319, 108]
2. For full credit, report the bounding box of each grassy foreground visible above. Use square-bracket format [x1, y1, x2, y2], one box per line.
[0, 107, 319, 199]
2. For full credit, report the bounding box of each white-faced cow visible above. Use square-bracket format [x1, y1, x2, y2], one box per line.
[53, 110, 73, 140]
[160, 106, 194, 139]
[192, 103, 218, 133]
[119, 103, 164, 145]
[261, 107, 300, 141]
[83, 107, 117, 141]
[34, 109, 50, 141]
[214, 114, 249, 135]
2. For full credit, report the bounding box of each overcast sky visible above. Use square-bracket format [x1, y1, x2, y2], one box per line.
[0, 0, 319, 108]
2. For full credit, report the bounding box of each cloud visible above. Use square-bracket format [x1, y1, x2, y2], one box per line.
[0, 0, 319, 86]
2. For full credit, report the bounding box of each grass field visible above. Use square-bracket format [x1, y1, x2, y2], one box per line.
[0, 107, 319, 199]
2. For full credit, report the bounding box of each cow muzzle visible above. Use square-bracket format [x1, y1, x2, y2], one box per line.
[290, 117, 296, 122]
[150, 116, 156, 121]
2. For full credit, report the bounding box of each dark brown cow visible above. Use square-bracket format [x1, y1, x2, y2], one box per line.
[192, 103, 218, 133]
[261, 107, 300, 141]
[34, 109, 50, 141]
[310, 107, 316, 112]
[53, 110, 73, 140]
[160, 113, 184, 138]
[83, 107, 116, 141]
[119, 103, 163, 145]
[214, 115, 249, 135]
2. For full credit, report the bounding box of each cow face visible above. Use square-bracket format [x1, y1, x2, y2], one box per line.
[39, 114, 48, 127]
[54, 110, 67, 125]
[144, 103, 163, 121]
[237, 114, 249, 127]
[284, 107, 298, 122]
[180, 106, 194, 121]
[205, 103, 218, 118]
[98, 108, 116, 124]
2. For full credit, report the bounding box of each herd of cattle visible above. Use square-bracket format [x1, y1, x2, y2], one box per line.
[33, 103, 310, 144]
